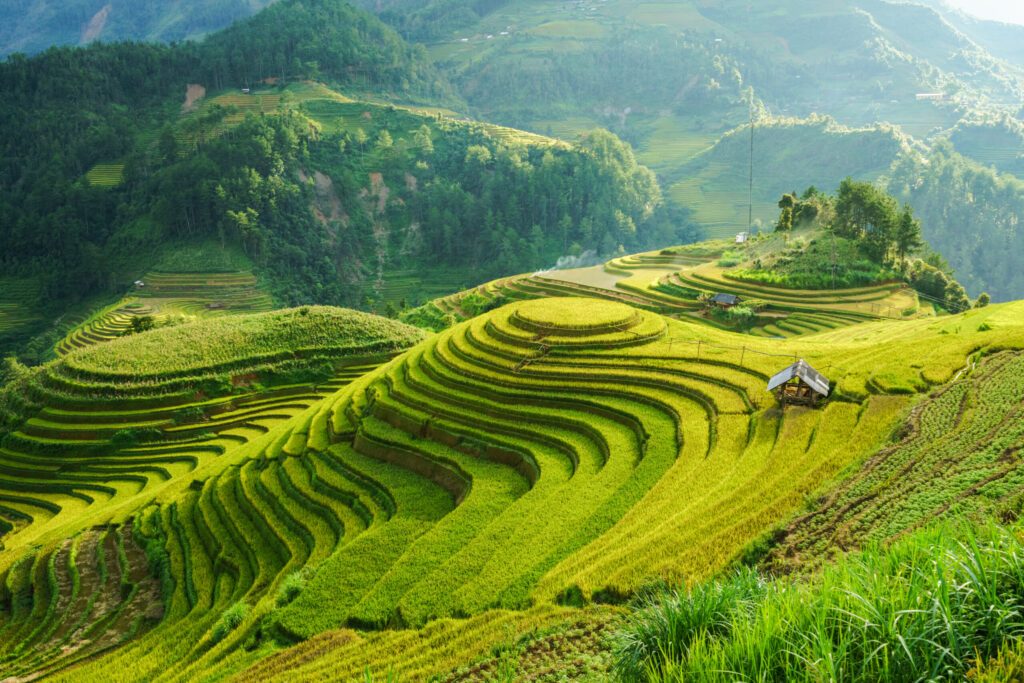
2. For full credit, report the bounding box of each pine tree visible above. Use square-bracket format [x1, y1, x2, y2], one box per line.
[894, 204, 924, 263]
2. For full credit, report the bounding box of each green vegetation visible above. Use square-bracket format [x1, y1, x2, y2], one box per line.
[615, 523, 1024, 682]
[0, 306, 425, 680]
[730, 237, 896, 290]
[0, 269, 1022, 679]
[5, 0, 1024, 678]
[0, 0, 457, 323]
[671, 118, 909, 239]
[890, 142, 1024, 303]
[84, 163, 126, 188]
[1, 3, 686, 336]
[63, 306, 423, 376]
[771, 350, 1024, 569]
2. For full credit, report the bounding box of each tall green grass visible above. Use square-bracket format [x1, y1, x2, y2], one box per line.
[614, 523, 1024, 682]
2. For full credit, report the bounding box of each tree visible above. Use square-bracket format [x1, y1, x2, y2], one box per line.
[944, 280, 971, 313]
[893, 204, 923, 263]
[158, 125, 178, 162]
[413, 124, 433, 155]
[975, 292, 991, 308]
[353, 128, 368, 155]
[833, 178, 899, 263]
[127, 315, 156, 335]
[775, 193, 796, 232]
[375, 129, 393, 152]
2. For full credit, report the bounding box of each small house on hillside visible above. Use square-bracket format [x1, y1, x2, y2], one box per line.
[768, 359, 830, 407]
[735, 231, 749, 244]
[710, 293, 740, 309]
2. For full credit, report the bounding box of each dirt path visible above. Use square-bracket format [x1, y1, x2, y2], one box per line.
[81, 4, 112, 44]
[183, 84, 207, 112]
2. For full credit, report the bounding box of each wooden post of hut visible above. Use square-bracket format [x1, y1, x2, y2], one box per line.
[767, 359, 830, 407]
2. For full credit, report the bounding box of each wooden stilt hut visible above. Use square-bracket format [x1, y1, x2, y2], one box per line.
[767, 359, 830, 407]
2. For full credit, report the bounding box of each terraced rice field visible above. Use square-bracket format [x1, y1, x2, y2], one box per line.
[0, 308, 426, 681]
[655, 262, 921, 337]
[635, 116, 718, 172]
[0, 303, 39, 338]
[0, 522, 163, 677]
[773, 349, 1024, 569]
[420, 250, 916, 342]
[0, 278, 43, 349]
[298, 89, 565, 149]
[51, 271, 274, 356]
[669, 173, 779, 240]
[4, 291, 1024, 680]
[421, 260, 707, 327]
[84, 162, 125, 187]
[136, 270, 274, 314]
[54, 301, 155, 355]
[374, 268, 473, 308]
[175, 90, 283, 148]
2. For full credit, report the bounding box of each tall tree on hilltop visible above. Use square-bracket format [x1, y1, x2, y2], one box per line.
[834, 178, 898, 262]
[775, 192, 796, 232]
[894, 204, 923, 264]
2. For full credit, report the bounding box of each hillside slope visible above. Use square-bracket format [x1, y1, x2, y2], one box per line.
[0, 0, 686, 358]
[0, 306, 425, 677]
[3, 274, 1024, 679]
[359, 0, 1024, 300]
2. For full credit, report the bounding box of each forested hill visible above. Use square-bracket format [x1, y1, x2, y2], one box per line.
[349, 0, 1024, 303]
[0, 0, 452, 295]
[0, 0, 688, 356]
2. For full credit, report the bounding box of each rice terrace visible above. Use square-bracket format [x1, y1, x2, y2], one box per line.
[3, 0, 1024, 680]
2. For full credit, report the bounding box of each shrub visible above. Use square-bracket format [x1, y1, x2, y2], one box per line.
[211, 602, 250, 644]
[710, 305, 756, 329]
[276, 571, 307, 607]
[111, 428, 164, 446]
[172, 406, 206, 425]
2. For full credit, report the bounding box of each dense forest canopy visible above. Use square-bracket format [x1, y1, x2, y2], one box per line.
[889, 142, 1024, 303]
[0, 0, 689, 338]
[0, 0, 446, 309]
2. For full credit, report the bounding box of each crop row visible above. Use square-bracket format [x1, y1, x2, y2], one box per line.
[0, 524, 162, 680]
[772, 350, 1024, 568]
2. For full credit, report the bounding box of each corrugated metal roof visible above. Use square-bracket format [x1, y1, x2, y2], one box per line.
[711, 293, 740, 305]
[767, 359, 830, 396]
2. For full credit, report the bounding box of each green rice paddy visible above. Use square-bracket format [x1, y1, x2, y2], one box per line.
[3, 240, 1024, 680]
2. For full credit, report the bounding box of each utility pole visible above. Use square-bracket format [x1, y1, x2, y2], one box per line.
[748, 95, 755, 232]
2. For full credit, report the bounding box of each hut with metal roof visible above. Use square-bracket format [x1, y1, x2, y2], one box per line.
[767, 359, 830, 407]
[710, 293, 741, 309]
